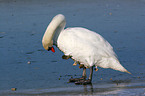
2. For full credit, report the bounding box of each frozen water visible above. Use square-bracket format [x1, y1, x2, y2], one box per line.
[0, 0, 145, 95]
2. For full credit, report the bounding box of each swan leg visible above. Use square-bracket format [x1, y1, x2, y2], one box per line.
[94, 66, 98, 71]
[89, 66, 93, 80]
[82, 67, 86, 78]
[62, 55, 71, 60]
[75, 66, 93, 85]
[73, 61, 77, 66]
[79, 64, 84, 68]
[69, 67, 86, 82]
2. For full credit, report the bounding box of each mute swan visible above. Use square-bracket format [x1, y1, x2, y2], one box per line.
[42, 14, 130, 84]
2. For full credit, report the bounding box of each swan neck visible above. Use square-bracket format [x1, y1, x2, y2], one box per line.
[42, 14, 66, 50]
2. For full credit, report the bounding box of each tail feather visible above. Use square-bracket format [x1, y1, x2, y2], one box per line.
[97, 57, 130, 74]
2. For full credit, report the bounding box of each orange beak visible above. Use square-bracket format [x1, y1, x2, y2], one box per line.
[48, 46, 55, 52]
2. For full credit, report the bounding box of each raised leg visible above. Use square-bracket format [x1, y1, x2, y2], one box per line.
[62, 55, 71, 60]
[73, 61, 78, 66]
[69, 67, 86, 82]
[79, 64, 84, 68]
[95, 66, 98, 71]
[75, 66, 93, 85]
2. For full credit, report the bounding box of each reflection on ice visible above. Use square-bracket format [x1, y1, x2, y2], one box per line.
[0, 82, 144, 95]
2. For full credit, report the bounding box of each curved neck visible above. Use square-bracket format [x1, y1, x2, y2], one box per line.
[42, 14, 66, 50]
[53, 27, 64, 45]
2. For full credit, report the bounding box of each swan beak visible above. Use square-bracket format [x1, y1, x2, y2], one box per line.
[48, 46, 55, 52]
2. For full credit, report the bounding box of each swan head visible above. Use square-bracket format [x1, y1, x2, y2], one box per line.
[42, 39, 53, 51]
[42, 14, 66, 52]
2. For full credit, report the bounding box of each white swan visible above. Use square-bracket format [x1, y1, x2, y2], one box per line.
[42, 14, 130, 84]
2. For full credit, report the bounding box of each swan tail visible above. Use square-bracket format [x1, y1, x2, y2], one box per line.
[98, 57, 131, 74]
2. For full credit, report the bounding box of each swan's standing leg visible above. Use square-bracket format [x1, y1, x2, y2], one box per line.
[62, 55, 87, 82]
[82, 67, 86, 78]
[75, 66, 93, 85]
[69, 67, 86, 82]
[88, 66, 93, 81]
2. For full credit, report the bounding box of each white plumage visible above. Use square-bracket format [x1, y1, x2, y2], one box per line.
[56, 27, 128, 72]
[42, 14, 130, 84]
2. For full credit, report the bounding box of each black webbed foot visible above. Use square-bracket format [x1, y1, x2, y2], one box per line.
[69, 76, 86, 82]
[75, 79, 92, 85]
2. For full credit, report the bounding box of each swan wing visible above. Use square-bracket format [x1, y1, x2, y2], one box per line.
[57, 27, 116, 66]
[56, 27, 129, 73]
